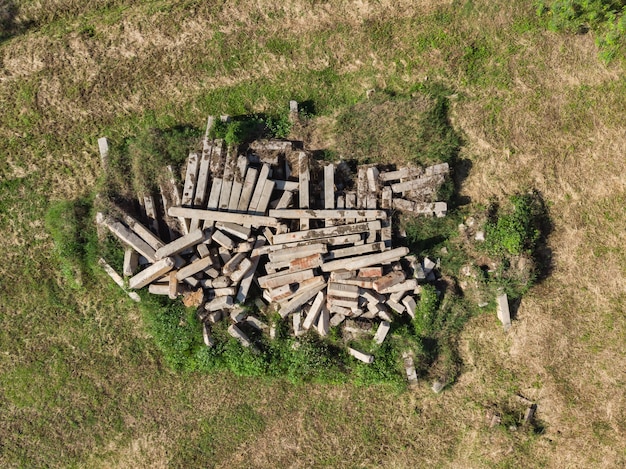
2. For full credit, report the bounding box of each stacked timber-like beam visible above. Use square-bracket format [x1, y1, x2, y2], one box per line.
[96, 110, 449, 367]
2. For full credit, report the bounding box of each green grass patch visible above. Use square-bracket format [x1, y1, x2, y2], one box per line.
[333, 85, 461, 165]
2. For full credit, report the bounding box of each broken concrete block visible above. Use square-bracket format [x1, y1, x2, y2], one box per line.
[293, 312, 303, 337]
[317, 306, 330, 336]
[212, 229, 236, 250]
[330, 313, 345, 327]
[246, 316, 267, 331]
[373, 271, 405, 292]
[202, 322, 215, 347]
[228, 324, 256, 351]
[230, 258, 253, 283]
[402, 351, 418, 384]
[496, 293, 511, 331]
[348, 347, 374, 364]
[205, 296, 233, 312]
[327, 282, 360, 299]
[373, 321, 391, 344]
[402, 295, 417, 319]
[123, 249, 139, 277]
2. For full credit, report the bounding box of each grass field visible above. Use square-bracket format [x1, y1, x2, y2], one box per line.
[1, 1, 625, 467]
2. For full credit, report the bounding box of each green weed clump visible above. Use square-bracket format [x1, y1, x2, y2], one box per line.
[209, 112, 292, 145]
[538, 0, 626, 61]
[484, 193, 542, 257]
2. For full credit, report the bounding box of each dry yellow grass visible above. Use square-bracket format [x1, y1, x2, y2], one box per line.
[1, 1, 625, 468]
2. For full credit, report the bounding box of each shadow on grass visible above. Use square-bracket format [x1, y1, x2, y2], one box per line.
[0, 1, 35, 44]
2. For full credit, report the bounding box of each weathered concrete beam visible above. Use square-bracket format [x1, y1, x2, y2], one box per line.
[202, 323, 215, 347]
[302, 291, 325, 330]
[258, 269, 315, 290]
[289, 253, 323, 272]
[379, 166, 422, 182]
[230, 258, 254, 283]
[298, 152, 310, 230]
[228, 324, 257, 352]
[98, 258, 141, 302]
[378, 279, 418, 294]
[142, 195, 160, 236]
[248, 164, 270, 213]
[168, 271, 179, 300]
[129, 257, 175, 289]
[169, 206, 279, 227]
[273, 220, 381, 245]
[97, 213, 157, 263]
[321, 247, 409, 272]
[391, 174, 444, 194]
[253, 179, 276, 215]
[269, 209, 388, 220]
[402, 351, 418, 384]
[325, 241, 385, 260]
[176, 256, 214, 281]
[366, 166, 379, 193]
[181, 153, 200, 231]
[268, 243, 327, 262]
[97, 137, 109, 168]
[275, 190, 293, 210]
[148, 284, 170, 295]
[155, 229, 207, 260]
[425, 162, 449, 176]
[215, 221, 251, 240]
[278, 277, 326, 318]
[218, 147, 235, 210]
[236, 237, 266, 303]
[237, 167, 258, 212]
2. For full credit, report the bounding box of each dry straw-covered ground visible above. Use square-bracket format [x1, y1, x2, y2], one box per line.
[0, 1, 624, 467]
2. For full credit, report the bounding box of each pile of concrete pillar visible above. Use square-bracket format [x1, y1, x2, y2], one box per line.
[96, 108, 449, 370]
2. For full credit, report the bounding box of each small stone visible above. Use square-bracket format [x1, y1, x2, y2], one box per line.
[475, 231, 485, 242]
[431, 380, 445, 393]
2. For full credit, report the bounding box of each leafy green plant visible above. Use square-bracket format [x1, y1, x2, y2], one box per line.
[264, 113, 292, 138]
[538, 0, 626, 61]
[484, 194, 541, 257]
